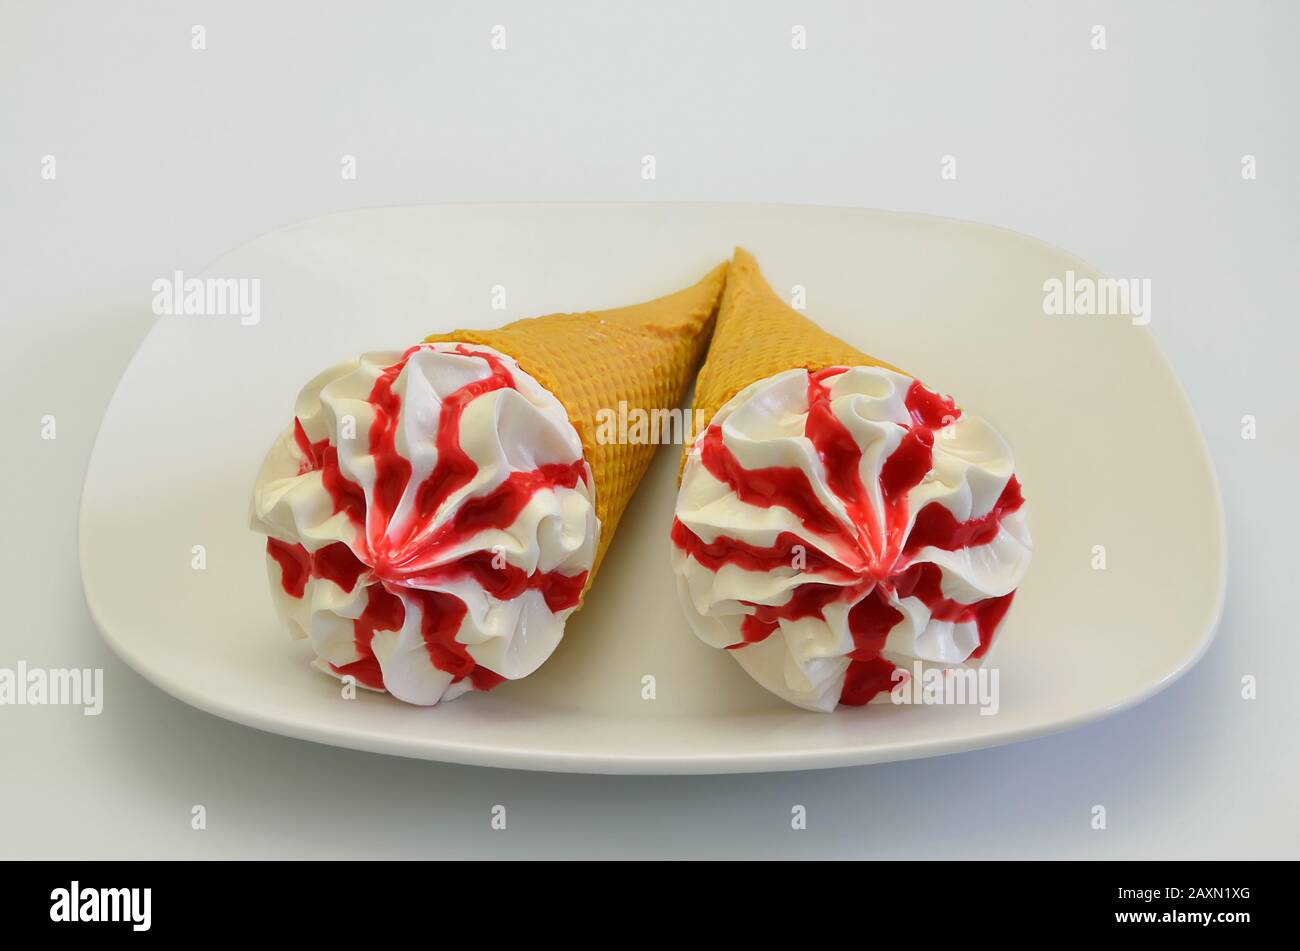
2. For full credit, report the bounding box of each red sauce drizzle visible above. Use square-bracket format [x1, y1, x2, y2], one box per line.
[674, 369, 1025, 705]
[904, 476, 1024, 557]
[330, 583, 404, 690]
[670, 519, 854, 581]
[273, 344, 589, 697]
[698, 427, 849, 541]
[735, 583, 845, 647]
[266, 538, 311, 598]
[293, 418, 366, 526]
[312, 541, 368, 592]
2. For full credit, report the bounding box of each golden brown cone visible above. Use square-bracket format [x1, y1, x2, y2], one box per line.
[426, 263, 727, 592]
[682, 248, 903, 478]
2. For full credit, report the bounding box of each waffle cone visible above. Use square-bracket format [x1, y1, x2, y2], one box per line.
[426, 263, 726, 589]
[682, 248, 902, 477]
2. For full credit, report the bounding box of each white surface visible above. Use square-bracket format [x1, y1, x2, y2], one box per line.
[80, 204, 1224, 772]
[2, 0, 1296, 854]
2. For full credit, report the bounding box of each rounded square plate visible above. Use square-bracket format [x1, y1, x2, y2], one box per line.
[79, 203, 1224, 773]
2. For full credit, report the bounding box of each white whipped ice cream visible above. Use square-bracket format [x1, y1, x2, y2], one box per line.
[251, 342, 598, 705]
[672, 365, 1030, 712]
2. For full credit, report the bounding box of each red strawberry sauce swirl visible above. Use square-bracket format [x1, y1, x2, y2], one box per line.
[672, 368, 1025, 706]
[269, 345, 590, 694]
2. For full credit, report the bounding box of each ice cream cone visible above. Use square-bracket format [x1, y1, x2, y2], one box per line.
[683, 248, 902, 476]
[426, 263, 727, 588]
[671, 249, 1029, 712]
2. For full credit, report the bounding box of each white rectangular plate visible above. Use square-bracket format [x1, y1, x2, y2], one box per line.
[79, 203, 1225, 773]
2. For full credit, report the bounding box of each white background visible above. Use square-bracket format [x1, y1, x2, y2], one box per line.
[2, 1, 1297, 858]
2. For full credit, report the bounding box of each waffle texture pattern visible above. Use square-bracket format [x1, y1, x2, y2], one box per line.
[427, 263, 727, 588]
[683, 248, 902, 476]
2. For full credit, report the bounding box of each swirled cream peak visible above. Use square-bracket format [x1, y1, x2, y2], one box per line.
[672, 366, 1030, 712]
[251, 343, 598, 705]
